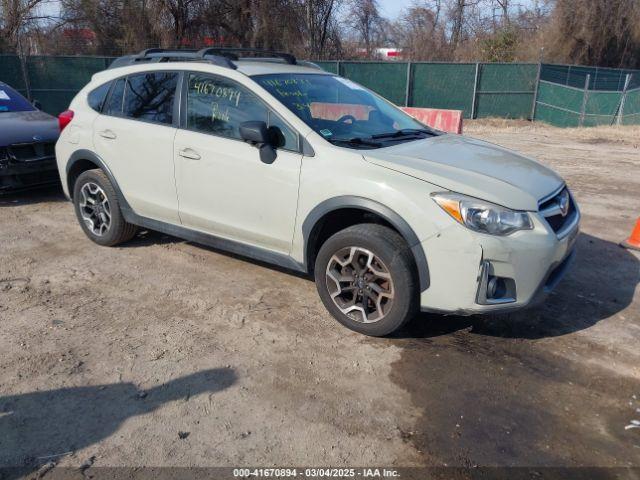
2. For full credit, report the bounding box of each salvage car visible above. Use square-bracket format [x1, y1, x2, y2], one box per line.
[55, 48, 580, 336]
[0, 82, 60, 193]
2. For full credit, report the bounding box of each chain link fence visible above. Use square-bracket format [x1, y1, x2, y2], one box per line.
[533, 73, 639, 127]
[1, 54, 639, 127]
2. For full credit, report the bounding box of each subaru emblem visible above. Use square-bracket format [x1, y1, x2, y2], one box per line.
[32, 135, 42, 141]
[558, 190, 570, 217]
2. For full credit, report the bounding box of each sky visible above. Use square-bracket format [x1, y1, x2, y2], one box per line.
[377, 0, 415, 19]
[375, 0, 541, 20]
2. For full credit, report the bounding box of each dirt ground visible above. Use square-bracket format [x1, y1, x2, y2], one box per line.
[1, 121, 639, 475]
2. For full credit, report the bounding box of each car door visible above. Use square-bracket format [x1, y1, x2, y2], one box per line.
[173, 71, 303, 254]
[92, 71, 180, 224]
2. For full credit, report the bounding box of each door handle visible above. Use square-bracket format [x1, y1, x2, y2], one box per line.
[99, 129, 117, 140]
[178, 148, 201, 160]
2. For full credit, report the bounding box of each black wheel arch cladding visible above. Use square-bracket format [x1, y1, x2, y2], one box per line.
[302, 196, 430, 292]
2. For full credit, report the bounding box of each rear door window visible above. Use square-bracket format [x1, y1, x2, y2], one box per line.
[103, 78, 125, 116]
[123, 72, 179, 125]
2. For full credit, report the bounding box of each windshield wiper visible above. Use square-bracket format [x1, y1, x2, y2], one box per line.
[328, 137, 384, 148]
[371, 128, 434, 139]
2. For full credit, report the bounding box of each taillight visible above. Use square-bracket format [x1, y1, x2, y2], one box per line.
[58, 110, 74, 132]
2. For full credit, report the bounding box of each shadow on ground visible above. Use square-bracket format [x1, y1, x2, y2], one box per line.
[388, 232, 640, 467]
[395, 232, 639, 340]
[0, 184, 65, 207]
[0, 368, 236, 478]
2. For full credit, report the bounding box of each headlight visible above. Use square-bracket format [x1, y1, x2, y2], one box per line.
[432, 192, 533, 236]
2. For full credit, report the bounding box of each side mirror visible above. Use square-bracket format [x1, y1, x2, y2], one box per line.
[240, 121, 277, 164]
[240, 121, 269, 145]
[33, 100, 42, 110]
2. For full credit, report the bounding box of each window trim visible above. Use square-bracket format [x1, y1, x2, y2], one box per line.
[179, 70, 303, 154]
[100, 71, 182, 128]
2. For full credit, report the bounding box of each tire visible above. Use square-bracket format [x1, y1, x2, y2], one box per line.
[72, 169, 138, 246]
[314, 224, 419, 336]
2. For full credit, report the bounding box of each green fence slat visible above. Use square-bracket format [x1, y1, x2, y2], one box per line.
[24, 55, 112, 114]
[478, 63, 537, 92]
[582, 90, 622, 126]
[622, 88, 640, 125]
[475, 63, 537, 118]
[32, 91, 78, 117]
[27, 55, 109, 89]
[315, 61, 338, 74]
[534, 103, 581, 127]
[475, 92, 535, 119]
[0, 54, 27, 91]
[536, 81, 584, 112]
[533, 82, 584, 127]
[339, 61, 408, 106]
[410, 63, 476, 117]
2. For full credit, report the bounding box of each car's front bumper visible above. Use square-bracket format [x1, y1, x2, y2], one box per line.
[0, 158, 60, 193]
[418, 209, 580, 315]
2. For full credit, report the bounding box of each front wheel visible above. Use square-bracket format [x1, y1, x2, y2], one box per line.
[314, 224, 418, 336]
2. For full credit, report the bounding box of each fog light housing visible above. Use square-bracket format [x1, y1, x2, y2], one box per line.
[477, 261, 516, 305]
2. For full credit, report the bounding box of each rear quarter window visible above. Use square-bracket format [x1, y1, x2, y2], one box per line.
[87, 82, 112, 112]
[103, 78, 126, 116]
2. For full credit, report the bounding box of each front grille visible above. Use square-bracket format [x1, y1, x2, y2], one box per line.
[539, 187, 577, 237]
[7, 142, 56, 162]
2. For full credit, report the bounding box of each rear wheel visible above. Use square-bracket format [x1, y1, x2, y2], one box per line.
[73, 169, 138, 246]
[314, 224, 418, 336]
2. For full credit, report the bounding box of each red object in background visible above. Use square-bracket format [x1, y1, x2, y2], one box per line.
[308, 103, 463, 134]
[401, 107, 463, 134]
[179, 36, 225, 47]
[386, 50, 400, 57]
[58, 110, 74, 132]
[62, 28, 96, 41]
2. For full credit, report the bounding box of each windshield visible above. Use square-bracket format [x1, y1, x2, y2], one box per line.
[0, 85, 35, 113]
[253, 73, 437, 149]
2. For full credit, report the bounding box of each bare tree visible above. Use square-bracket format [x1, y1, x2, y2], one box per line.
[447, 0, 479, 49]
[1, 0, 55, 51]
[304, 0, 340, 59]
[155, 0, 203, 46]
[391, 0, 446, 60]
[346, 0, 383, 57]
[544, 0, 640, 68]
[493, 0, 509, 26]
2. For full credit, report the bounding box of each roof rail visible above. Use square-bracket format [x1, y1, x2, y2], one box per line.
[108, 47, 298, 70]
[108, 48, 237, 70]
[196, 47, 297, 65]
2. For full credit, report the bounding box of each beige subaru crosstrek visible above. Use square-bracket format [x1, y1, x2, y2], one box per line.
[55, 48, 580, 336]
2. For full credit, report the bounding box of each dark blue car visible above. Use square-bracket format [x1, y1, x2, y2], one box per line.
[0, 82, 60, 193]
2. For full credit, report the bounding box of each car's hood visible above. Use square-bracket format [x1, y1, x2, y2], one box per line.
[0, 110, 59, 146]
[364, 134, 564, 211]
